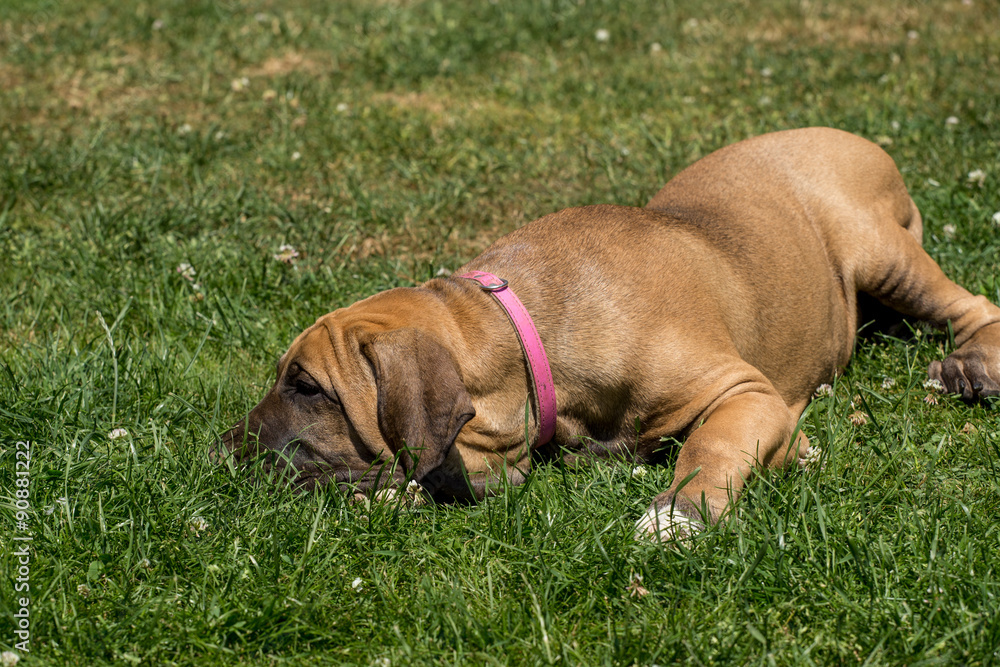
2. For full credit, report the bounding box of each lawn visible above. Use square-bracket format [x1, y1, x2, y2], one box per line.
[1, 0, 999, 664]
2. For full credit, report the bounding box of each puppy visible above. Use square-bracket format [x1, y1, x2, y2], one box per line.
[221, 127, 1000, 540]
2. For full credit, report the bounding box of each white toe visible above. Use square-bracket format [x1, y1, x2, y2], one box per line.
[635, 503, 703, 542]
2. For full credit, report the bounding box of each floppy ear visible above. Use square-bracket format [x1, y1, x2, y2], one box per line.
[361, 328, 475, 481]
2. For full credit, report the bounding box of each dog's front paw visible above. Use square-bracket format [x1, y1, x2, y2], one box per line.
[634, 497, 705, 543]
[929, 325, 1000, 401]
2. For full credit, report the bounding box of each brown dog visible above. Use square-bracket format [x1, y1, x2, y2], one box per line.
[221, 127, 1000, 540]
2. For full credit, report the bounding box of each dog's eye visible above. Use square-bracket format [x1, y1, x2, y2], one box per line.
[294, 379, 322, 397]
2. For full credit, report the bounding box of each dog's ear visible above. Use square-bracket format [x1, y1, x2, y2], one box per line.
[361, 328, 475, 481]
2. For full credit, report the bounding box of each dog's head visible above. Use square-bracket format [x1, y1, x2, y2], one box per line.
[219, 305, 476, 498]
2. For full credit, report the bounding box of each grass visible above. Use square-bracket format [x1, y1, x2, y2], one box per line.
[1, 0, 999, 664]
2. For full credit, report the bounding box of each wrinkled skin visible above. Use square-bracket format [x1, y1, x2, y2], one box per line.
[221, 312, 480, 498]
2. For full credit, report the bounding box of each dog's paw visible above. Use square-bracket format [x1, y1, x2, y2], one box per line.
[929, 324, 1000, 402]
[929, 352, 1000, 402]
[634, 502, 704, 543]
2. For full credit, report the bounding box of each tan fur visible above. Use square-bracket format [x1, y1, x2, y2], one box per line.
[222, 128, 1000, 536]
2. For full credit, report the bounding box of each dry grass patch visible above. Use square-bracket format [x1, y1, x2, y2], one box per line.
[746, 0, 991, 47]
[243, 50, 328, 78]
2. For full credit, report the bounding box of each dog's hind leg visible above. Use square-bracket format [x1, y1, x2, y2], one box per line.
[854, 207, 1000, 400]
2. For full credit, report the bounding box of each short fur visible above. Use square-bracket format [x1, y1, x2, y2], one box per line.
[222, 128, 1000, 538]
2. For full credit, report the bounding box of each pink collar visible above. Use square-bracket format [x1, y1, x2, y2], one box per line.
[457, 271, 557, 447]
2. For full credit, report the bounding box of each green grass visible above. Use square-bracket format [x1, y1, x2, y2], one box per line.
[2, 0, 1000, 664]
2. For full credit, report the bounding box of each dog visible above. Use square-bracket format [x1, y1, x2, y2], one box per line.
[221, 127, 1000, 541]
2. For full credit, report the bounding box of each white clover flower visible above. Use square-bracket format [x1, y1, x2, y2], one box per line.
[595, 29, 610, 42]
[890, 120, 900, 131]
[761, 67, 773, 78]
[108, 428, 129, 440]
[631, 465, 647, 477]
[351, 577, 363, 592]
[992, 211, 1000, 226]
[77, 583, 91, 597]
[881, 377, 896, 390]
[649, 42, 662, 54]
[189, 516, 209, 534]
[176, 263, 196, 281]
[906, 30, 919, 40]
[336, 102, 349, 113]
[273, 244, 300, 264]
[152, 19, 165, 31]
[942, 224, 957, 238]
[290, 151, 301, 162]
[849, 411, 869, 426]
[138, 558, 153, 570]
[45, 496, 69, 515]
[813, 383, 834, 398]
[406, 480, 423, 494]
[230, 77, 250, 92]
[923, 378, 944, 392]
[799, 445, 825, 472]
[627, 573, 650, 598]
[926, 178, 940, 187]
[262, 89, 278, 102]
[178, 123, 193, 135]
[0, 651, 19, 667]
[945, 116, 959, 126]
[967, 169, 986, 187]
